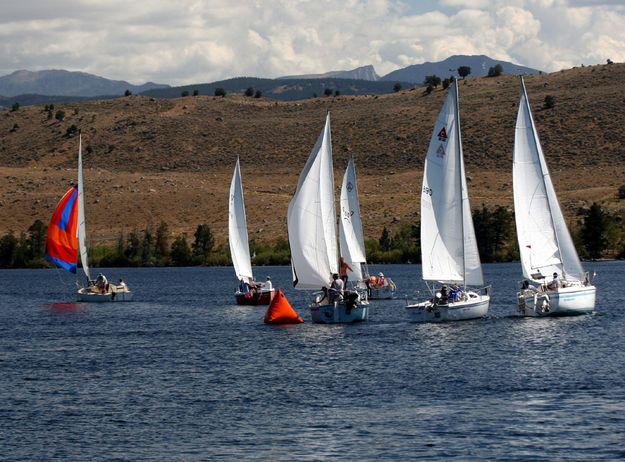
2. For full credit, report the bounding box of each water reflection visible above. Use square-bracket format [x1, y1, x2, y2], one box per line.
[46, 302, 83, 313]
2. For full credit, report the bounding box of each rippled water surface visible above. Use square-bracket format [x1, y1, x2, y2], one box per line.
[1, 262, 624, 460]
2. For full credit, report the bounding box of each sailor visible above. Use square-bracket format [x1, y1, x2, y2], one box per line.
[338, 256, 353, 285]
[377, 272, 386, 287]
[439, 285, 449, 304]
[263, 276, 273, 291]
[239, 278, 250, 294]
[328, 273, 344, 302]
[547, 272, 559, 290]
[118, 278, 127, 291]
[95, 273, 108, 293]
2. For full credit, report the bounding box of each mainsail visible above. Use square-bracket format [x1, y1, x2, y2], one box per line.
[420, 79, 484, 286]
[76, 135, 91, 281]
[339, 158, 367, 282]
[513, 76, 585, 282]
[228, 158, 254, 282]
[287, 112, 338, 289]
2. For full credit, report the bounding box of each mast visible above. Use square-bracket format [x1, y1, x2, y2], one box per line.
[454, 79, 467, 287]
[77, 133, 91, 281]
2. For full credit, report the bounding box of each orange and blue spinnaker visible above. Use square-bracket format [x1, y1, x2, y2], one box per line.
[45, 185, 79, 273]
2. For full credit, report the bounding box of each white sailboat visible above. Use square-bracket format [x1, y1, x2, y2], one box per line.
[406, 79, 490, 322]
[338, 158, 396, 299]
[287, 113, 368, 323]
[46, 134, 132, 302]
[228, 158, 274, 305]
[513, 76, 596, 316]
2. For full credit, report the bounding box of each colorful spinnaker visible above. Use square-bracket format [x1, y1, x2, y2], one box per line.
[45, 185, 79, 273]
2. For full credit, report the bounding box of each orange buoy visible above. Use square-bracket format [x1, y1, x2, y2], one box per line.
[264, 289, 304, 324]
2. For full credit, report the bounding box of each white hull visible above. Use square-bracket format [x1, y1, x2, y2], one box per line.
[406, 293, 489, 323]
[517, 285, 596, 317]
[310, 302, 368, 324]
[77, 288, 133, 302]
[368, 285, 397, 300]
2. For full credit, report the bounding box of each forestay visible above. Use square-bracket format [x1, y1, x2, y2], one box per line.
[339, 158, 367, 282]
[513, 77, 585, 282]
[420, 80, 483, 286]
[288, 113, 338, 289]
[228, 158, 254, 282]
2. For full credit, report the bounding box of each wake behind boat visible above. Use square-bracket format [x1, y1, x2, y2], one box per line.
[513, 76, 596, 316]
[228, 158, 275, 305]
[287, 113, 368, 324]
[45, 134, 133, 302]
[405, 79, 490, 322]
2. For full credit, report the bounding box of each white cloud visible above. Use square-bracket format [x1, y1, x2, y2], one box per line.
[0, 0, 624, 84]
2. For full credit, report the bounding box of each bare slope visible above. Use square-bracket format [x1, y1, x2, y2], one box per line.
[1, 64, 624, 246]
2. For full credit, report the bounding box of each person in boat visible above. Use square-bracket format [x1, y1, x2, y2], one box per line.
[546, 272, 559, 290]
[328, 273, 344, 303]
[316, 286, 329, 305]
[449, 284, 460, 302]
[338, 256, 353, 285]
[95, 273, 108, 293]
[377, 272, 386, 287]
[438, 285, 449, 305]
[117, 278, 127, 291]
[239, 278, 250, 294]
[262, 276, 273, 292]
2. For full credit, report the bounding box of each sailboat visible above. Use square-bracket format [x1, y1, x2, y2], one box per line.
[45, 134, 132, 302]
[338, 158, 396, 299]
[405, 79, 490, 322]
[228, 158, 274, 305]
[287, 113, 368, 324]
[513, 76, 596, 316]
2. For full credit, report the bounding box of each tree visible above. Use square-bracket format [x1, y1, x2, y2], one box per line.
[170, 235, 191, 266]
[155, 221, 170, 263]
[488, 64, 503, 77]
[254, 90, 262, 98]
[11, 102, 19, 112]
[0, 233, 18, 267]
[393, 82, 402, 92]
[379, 227, 391, 252]
[425, 85, 433, 95]
[324, 88, 333, 96]
[141, 227, 155, 265]
[192, 224, 214, 262]
[244, 87, 254, 97]
[442, 78, 451, 90]
[457, 66, 471, 79]
[27, 219, 47, 262]
[214, 87, 226, 97]
[181, 90, 190, 97]
[334, 90, 341, 97]
[544, 95, 555, 109]
[580, 203, 615, 259]
[124, 89, 132, 96]
[424, 75, 441, 87]
[193, 89, 199, 96]
[55, 110, 66, 122]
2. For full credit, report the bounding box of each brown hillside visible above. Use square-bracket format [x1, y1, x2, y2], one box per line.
[1, 64, 624, 247]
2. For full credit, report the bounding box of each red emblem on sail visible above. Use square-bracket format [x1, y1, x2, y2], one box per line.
[437, 127, 448, 141]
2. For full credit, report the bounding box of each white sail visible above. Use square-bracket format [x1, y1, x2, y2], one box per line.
[339, 158, 367, 282]
[76, 134, 91, 281]
[288, 112, 338, 289]
[421, 80, 484, 286]
[513, 77, 585, 282]
[228, 158, 254, 282]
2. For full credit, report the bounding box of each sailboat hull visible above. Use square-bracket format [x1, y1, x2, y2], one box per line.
[77, 289, 133, 302]
[235, 289, 275, 306]
[406, 294, 489, 323]
[368, 285, 397, 300]
[310, 302, 368, 324]
[517, 285, 596, 316]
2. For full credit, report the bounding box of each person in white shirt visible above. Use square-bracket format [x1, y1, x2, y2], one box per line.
[263, 276, 273, 291]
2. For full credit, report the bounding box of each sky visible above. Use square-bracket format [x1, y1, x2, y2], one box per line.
[1, 0, 624, 86]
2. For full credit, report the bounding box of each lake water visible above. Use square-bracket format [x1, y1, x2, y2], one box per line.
[1, 262, 624, 461]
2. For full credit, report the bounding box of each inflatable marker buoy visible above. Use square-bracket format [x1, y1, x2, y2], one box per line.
[264, 289, 304, 324]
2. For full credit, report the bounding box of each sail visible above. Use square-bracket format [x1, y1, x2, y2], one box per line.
[228, 158, 254, 282]
[513, 77, 585, 282]
[287, 112, 338, 289]
[45, 185, 79, 273]
[76, 135, 90, 281]
[339, 158, 367, 282]
[421, 80, 484, 286]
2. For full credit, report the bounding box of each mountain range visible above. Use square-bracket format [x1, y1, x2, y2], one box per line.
[0, 55, 540, 105]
